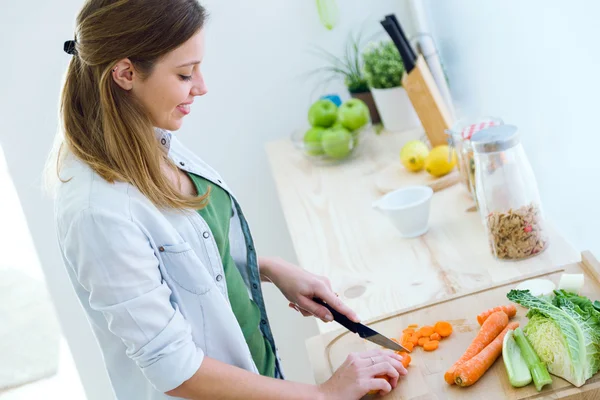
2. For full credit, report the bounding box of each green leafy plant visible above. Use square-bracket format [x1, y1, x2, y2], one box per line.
[362, 41, 405, 89]
[306, 30, 371, 94]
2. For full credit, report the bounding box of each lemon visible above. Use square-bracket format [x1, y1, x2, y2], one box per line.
[425, 145, 457, 177]
[400, 140, 430, 172]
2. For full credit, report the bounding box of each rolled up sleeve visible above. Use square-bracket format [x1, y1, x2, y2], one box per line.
[63, 207, 203, 392]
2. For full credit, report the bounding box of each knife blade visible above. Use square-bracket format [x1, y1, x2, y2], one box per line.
[313, 297, 410, 353]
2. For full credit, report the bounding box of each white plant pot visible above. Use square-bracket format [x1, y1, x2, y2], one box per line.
[371, 86, 421, 132]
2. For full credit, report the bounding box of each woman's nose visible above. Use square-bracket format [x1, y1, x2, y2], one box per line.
[191, 74, 208, 96]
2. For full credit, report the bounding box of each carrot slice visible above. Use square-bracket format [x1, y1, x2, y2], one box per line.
[430, 332, 442, 341]
[417, 337, 429, 347]
[399, 352, 411, 368]
[434, 321, 453, 337]
[413, 330, 423, 339]
[476, 305, 517, 325]
[444, 311, 509, 385]
[401, 332, 412, 343]
[403, 328, 415, 335]
[423, 340, 439, 351]
[418, 326, 435, 337]
[407, 324, 419, 329]
[402, 342, 414, 352]
[454, 321, 519, 386]
[409, 335, 419, 345]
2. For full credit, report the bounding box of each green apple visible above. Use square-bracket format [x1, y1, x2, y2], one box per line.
[322, 127, 353, 159]
[308, 99, 338, 128]
[303, 127, 325, 155]
[338, 99, 369, 131]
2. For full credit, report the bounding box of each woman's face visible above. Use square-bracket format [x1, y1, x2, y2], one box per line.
[130, 29, 208, 131]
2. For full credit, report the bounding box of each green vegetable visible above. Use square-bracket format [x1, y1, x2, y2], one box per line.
[513, 328, 553, 391]
[315, 0, 339, 30]
[503, 329, 532, 387]
[507, 289, 600, 387]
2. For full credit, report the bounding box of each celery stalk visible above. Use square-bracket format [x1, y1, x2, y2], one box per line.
[513, 327, 553, 391]
[503, 329, 532, 387]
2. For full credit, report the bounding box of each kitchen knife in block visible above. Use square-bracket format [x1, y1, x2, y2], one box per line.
[401, 55, 453, 147]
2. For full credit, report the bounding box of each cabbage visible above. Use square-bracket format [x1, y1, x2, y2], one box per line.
[507, 289, 600, 387]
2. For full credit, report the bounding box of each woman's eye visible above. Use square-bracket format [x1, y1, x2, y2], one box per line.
[179, 75, 192, 81]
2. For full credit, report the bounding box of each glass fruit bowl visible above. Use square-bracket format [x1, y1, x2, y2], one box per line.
[290, 123, 371, 165]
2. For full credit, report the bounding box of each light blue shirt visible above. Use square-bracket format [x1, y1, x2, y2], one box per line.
[54, 129, 283, 399]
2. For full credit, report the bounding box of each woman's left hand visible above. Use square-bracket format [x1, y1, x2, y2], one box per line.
[259, 257, 360, 324]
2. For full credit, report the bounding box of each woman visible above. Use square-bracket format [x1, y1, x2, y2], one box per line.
[52, 1, 406, 399]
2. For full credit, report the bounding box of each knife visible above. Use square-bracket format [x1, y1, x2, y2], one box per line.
[379, 13, 453, 147]
[313, 297, 410, 353]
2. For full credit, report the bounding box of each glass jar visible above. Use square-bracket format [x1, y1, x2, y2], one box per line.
[471, 125, 549, 260]
[447, 116, 503, 199]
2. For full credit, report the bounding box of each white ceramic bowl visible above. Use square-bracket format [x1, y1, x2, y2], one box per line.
[372, 186, 434, 238]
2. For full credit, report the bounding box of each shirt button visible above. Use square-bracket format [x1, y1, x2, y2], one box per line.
[202, 231, 210, 239]
[261, 319, 267, 325]
[158, 246, 165, 252]
[218, 179, 222, 183]
[252, 283, 258, 289]
[179, 161, 185, 166]
[160, 138, 167, 145]
[216, 274, 223, 282]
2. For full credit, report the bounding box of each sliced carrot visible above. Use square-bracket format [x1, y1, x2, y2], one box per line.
[444, 311, 509, 385]
[454, 321, 519, 386]
[401, 333, 412, 343]
[434, 321, 453, 338]
[399, 352, 411, 368]
[409, 335, 419, 346]
[417, 337, 429, 347]
[413, 330, 423, 339]
[418, 326, 435, 337]
[407, 324, 419, 329]
[423, 340, 439, 351]
[402, 342, 414, 352]
[476, 305, 517, 326]
[402, 328, 415, 335]
[430, 332, 442, 341]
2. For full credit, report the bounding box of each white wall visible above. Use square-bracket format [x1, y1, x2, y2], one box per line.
[0, 0, 411, 398]
[417, 0, 599, 257]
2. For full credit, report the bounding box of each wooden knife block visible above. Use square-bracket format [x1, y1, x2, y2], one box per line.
[401, 55, 453, 147]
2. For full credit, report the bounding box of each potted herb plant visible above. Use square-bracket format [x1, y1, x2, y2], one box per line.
[362, 41, 420, 132]
[307, 31, 381, 124]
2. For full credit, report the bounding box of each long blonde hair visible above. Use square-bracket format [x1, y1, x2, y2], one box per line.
[54, 0, 209, 210]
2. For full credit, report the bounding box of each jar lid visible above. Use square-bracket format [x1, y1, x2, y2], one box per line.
[471, 124, 520, 153]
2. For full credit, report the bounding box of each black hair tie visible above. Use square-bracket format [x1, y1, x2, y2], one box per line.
[64, 40, 77, 56]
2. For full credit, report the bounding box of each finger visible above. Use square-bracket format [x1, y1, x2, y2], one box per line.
[365, 376, 392, 396]
[320, 276, 333, 291]
[296, 297, 334, 322]
[359, 355, 406, 375]
[366, 362, 399, 383]
[315, 289, 360, 323]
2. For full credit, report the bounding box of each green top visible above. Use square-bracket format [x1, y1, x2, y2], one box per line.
[187, 173, 275, 378]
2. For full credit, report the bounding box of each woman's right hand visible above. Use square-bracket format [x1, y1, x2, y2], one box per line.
[318, 349, 408, 399]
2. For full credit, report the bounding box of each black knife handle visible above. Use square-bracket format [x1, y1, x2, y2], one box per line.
[380, 18, 416, 73]
[386, 14, 417, 62]
[312, 297, 358, 333]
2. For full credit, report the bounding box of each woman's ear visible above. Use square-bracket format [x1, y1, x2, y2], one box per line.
[111, 58, 135, 90]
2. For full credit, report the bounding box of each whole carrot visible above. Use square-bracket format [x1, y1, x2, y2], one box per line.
[444, 311, 509, 385]
[477, 304, 517, 325]
[454, 321, 520, 387]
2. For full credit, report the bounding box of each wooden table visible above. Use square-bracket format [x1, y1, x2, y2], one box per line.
[265, 128, 580, 382]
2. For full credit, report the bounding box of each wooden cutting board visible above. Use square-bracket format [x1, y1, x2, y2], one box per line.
[374, 162, 461, 194]
[318, 251, 600, 399]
